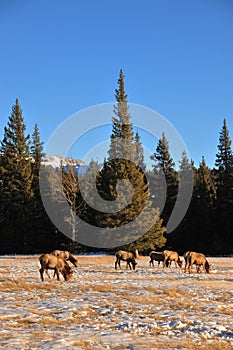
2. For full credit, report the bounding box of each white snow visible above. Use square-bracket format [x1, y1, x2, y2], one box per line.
[41, 155, 85, 169]
[0, 255, 232, 349]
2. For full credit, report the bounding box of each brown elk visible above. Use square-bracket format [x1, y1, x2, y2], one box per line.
[149, 251, 164, 267]
[39, 254, 73, 282]
[51, 250, 79, 267]
[163, 250, 182, 268]
[183, 251, 193, 272]
[115, 249, 138, 270]
[187, 251, 210, 274]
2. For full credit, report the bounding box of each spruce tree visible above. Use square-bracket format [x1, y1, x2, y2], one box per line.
[0, 99, 33, 252]
[162, 151, 193, 252]
[108, 69, 135, 160]
[214, 119, 233, 251]
[27, 123, 46, 250]
[215, 119, 233, 173]
[96, 70, 166, 248]
[195, 156, 217, 251]
[30, 123, 45, 182]
[176, 155, 216, 253]
[151, 132, 178, 227]
[134, 131, 146, 172]
[30, 123, 45, 211]
[197, 156, 216, 206]
[215, 118, 233, 202]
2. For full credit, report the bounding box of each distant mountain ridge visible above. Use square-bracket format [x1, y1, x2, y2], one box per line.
[41, 155, 88, 175]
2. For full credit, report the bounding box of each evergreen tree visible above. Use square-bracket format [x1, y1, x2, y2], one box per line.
[163, 151, 193, 253]
[215, 119, 233, 173]
[30, 123, 45, 216]
[108, 69, 135, 161]
[26, 123, 47, 250]
[30, 123, 45, 183]
[151, 132, 178, 227]
[134, 131, 146, 172]
[125, 211, 166, 254]
[195, 156, 217, 251]
[180, 156, 216, 253]
[0, 99, 33, 252]
[215, 118, 233, 202]
[214, 119, 233, 251]
[151, 132, 175, 174]
[96, 70, 166, 248]
[197, 156, 216, 207]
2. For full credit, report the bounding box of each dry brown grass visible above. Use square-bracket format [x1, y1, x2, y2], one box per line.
[0, 277, 57, 293]
[0, 255, 232, 349]
[184, 339, 233, 350]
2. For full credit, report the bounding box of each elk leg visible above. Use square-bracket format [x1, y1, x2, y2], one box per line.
[55, 267, 60, 281]
[115, 259, 118, 269]
[127, 261, 132, 270]
[163, 259, 166, 268]
[44, 269, 51, 279]
[39, 267, 44, 282]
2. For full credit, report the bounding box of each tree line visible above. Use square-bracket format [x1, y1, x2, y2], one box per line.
[0, 71, 233, 254]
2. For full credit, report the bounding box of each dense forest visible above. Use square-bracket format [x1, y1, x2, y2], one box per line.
[0, 71, 233, 255]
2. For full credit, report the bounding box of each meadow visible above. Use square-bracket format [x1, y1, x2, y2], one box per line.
[0, 254, 232, 349]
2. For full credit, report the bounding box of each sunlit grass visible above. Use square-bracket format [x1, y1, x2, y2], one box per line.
[0, 255, 232, 349]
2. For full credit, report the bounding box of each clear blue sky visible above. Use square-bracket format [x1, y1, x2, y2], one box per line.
[0, 0, 232, 168]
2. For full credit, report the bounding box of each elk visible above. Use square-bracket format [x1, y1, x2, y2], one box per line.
[163, 250, 182, 268]
[149, 251, 164, 267]
[39, 254, 73, 282]
[51, 250, 79, 267]
[115, 249, 138, 270]
[187, 251, 210, 274]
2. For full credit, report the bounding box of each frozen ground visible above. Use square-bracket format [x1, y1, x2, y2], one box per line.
[0, 255, 232, 349]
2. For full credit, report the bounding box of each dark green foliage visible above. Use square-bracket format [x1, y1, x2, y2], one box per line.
[0, 99, 33, 251]
[97, 70, 166, 249]
[213, 119, 233, 251]
[0, 101, 63, 253]
[150, 132, 178, 227]
[134, 131, 146, 172]
[0, 89, 233, 254]
[168, 156, 216, 253]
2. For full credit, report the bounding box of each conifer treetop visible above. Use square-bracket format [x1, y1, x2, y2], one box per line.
[215, 118, 233, 172]
[108, 70, 135, 161]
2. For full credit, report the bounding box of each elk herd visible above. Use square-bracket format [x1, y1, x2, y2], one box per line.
[39, 249, 210, 282]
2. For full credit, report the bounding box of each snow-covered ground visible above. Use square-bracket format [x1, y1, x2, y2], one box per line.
[0, 255, 232, 349]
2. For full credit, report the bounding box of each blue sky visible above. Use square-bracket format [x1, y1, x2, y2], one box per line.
[0, 0, 232, 168]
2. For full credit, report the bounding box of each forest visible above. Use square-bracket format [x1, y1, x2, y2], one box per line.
[0, 71, 233, 255]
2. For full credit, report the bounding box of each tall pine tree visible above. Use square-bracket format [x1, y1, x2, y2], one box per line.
[134, 131, 146, 172]
[96, 70, 166, 249]
[0, 99, 33, 252]
[151, 132, 178, 227]
[214, 118, 233, 251]
[30, 123, 45, 184]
